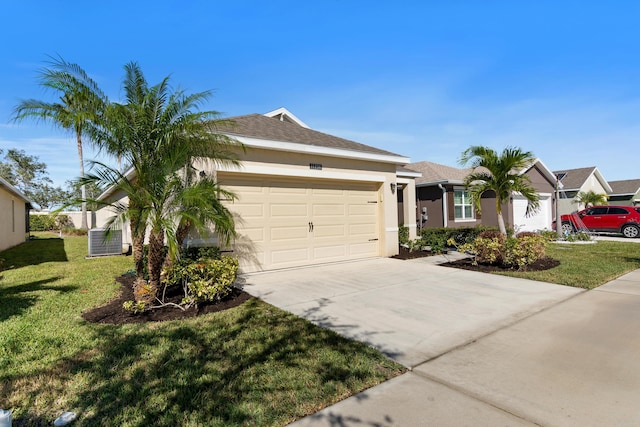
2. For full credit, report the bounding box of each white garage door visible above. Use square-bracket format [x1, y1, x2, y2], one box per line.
[512, 194, 552, 232]
[219, 174, 380, 272]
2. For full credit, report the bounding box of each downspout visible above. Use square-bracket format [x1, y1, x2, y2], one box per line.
[438, 183, 448, 227]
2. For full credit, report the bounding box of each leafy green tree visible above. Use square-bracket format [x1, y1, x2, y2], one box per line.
[84, 62, 242, 305]
[459, 146, 539, 234]
[13, 55, 107, 229]
[575, 190, 608, 208]
[0, 148, 72, 209]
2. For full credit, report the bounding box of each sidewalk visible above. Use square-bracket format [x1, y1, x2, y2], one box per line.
[290, 269, 640, 426]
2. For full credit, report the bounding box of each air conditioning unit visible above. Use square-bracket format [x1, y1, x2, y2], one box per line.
[88, 228, 123, 257]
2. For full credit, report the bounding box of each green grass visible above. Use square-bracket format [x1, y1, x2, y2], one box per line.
[0, 233, 404, 426]
[497, 240, 640, 289]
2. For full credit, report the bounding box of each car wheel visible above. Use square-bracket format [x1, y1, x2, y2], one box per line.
[561, 222, 575, 234]
[621, 224, 640, 238]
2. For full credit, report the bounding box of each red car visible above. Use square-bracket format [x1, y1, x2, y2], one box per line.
[554, 205, 640, 238]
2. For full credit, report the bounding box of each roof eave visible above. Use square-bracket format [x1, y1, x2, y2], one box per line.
[416, 179, 465, 187]
[0, 175, 34, 205]
[229, 134, 410, 165]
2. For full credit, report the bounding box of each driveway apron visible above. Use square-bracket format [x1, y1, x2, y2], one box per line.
[240, 257, 581, 368]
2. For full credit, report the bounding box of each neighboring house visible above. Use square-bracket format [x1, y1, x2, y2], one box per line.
[608, 179, 640, 206]
[553, 166, 612, 214]
[0, 175, 33, 252]
[407, 159, 557, 233]
[98, 108, 416, 273]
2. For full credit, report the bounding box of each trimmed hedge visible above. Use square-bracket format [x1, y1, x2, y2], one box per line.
[419, 226, 499, 253]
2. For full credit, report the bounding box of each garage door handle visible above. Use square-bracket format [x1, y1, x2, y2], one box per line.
[309, 222, 314, 232]
[368, 238, 378, 241]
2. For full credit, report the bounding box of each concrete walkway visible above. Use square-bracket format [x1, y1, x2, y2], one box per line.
[287, 268, 640, 427]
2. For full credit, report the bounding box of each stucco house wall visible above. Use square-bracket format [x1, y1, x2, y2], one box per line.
[0, 177, 31, 252]
[411, 159, 556, 233]
[95, 108, 412, 272]
[555, 167, 611, 215]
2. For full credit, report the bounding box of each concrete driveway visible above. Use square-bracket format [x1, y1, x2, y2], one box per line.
[240, 256, 581, 368]
[290, 268, 640, 427]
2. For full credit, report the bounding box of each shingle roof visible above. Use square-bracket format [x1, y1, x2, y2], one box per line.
[408, 161, 474, 185]
[220, 113, 402, 157]
[609, 179, 640, 195]
[552, 167, 597, 190]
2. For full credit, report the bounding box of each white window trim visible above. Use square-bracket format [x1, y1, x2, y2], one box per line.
[453, 187, 475, 221]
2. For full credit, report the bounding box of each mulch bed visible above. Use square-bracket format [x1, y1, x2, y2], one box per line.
[392, 245, 560, 272]
[442, 256, 560, 273]
[392, 246, 437, 260]
[82, 274, 252, 325]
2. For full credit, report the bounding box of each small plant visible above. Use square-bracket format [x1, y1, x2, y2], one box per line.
[539, 229, 559, 241]
[406, 238, 424, 253]
[398, 226, 410, 246]
[564, 231, 592, 242]
[123, 300, 147, 313]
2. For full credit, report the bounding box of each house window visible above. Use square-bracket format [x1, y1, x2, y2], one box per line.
[454, 189, 474, 220]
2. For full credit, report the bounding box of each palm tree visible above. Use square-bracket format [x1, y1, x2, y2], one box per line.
[459, 146, 539, 234]
[85, 62, 242, 305]
[13, 55, 107, 229]
[575, 190, 608, 208]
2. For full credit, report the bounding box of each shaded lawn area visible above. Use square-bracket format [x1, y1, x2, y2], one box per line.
[0, 233, 404, 426]
[495, 241, 640, 289]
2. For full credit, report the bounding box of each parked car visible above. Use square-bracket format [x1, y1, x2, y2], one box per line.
[553, 205, 640, 238]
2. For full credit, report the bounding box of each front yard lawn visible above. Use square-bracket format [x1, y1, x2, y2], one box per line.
[496, 240, 640, 289]
[0, 233, 404, 426]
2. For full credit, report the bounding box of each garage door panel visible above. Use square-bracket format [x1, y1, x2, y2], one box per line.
[232, 203, 264, 218]
[270, 186, 308, 195]
[313, 204, 345, 216]
[349, 241, 378, 255]
[313, 244, 347, 261]
[270, 247, 311, 265]
[219, 173, 380, 272]
[270, 204, 308, 217]
[270, 225, 309, 241]
[238, 227, 265, 242]
[314, 224, 346, 239]
[349, 204, 377, 216]
[349, 223, 377, 237]
[512, 195, 551, 232]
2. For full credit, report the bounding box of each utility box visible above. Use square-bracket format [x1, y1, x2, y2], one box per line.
[88, 228, 123, 257]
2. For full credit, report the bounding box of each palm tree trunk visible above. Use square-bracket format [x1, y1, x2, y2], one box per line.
[128, 205, 145, 279]
[497, 214, 507, 235]
[76, 131, 88, 230]
[147, 229, 165, 301]
[496, 200, 507, 234]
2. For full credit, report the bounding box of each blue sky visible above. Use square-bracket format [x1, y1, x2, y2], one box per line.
[1, 1, 639, 188]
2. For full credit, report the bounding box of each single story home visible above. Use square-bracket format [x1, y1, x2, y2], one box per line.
[553, 166, 611, 215]
[608, 179, 640, 206]
[406, 158, 557, 233]
[98, 108, 417, 273]
[0, 175, 33, 252]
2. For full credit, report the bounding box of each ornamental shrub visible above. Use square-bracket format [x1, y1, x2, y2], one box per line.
[460, 233, 546, 270]
[503, 235, 546, 269]
[398, 226, 410, 245]
[30, 214, 56, 231]
[420, 226, 500, 254]
[164, 254, 239, 307]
